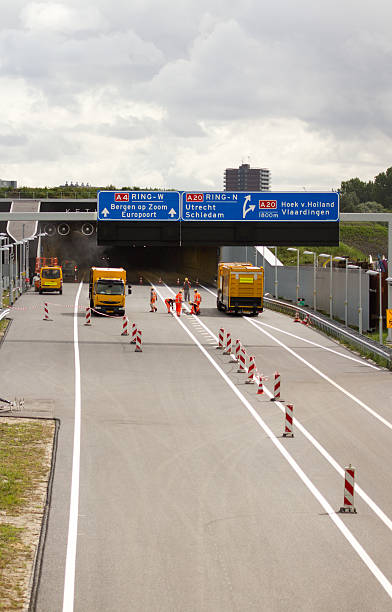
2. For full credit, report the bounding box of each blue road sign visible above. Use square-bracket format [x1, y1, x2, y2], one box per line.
[97, 191, 180, 221]
[181, 192, 339, 222]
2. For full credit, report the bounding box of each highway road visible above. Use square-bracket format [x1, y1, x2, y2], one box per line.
[2, 281, 392, 611]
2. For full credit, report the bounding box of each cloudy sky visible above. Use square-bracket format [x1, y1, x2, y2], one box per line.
[0, 0, 391, 190]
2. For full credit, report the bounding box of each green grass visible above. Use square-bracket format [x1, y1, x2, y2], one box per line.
[0, 420, 54, 608]
[276, 221, 388, 266]
[0, 422, 52, 512]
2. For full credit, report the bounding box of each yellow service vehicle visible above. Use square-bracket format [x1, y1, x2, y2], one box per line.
[89, 267, 126, 315]
[39, 265, 63, 295]
[217, 262, 263, 315]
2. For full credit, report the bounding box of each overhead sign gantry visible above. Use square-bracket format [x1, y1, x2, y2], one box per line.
[96, 190, 339, 246]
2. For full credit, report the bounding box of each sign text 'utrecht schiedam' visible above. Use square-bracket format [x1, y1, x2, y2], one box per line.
[98, 191, 339, 222]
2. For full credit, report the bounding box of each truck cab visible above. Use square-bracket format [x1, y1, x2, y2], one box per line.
[39, 266, 63, 294]
[89, 267, 126, 315]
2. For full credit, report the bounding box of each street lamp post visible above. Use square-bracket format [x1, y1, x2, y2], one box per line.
[348, 265, 361, 333]
[332, 256, 347, 325]
[319, 253, 333, 319]
[287, 247, 300, 305]
[303, 250, 317, 310]
[274, 247, 279, 299]
[367, 269, 383, 344]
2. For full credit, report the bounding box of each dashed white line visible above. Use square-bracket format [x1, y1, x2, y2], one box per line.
[152, 283, 392, 600]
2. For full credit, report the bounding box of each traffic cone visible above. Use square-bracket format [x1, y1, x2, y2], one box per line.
[294, 311, 301, 322]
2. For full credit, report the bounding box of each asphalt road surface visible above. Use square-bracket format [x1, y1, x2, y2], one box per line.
[2, 281, 392, 611]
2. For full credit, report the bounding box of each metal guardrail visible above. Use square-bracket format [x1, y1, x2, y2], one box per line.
[264, 296, 392, 366]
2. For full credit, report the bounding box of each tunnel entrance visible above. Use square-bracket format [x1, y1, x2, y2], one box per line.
[41, 227, 218, 284]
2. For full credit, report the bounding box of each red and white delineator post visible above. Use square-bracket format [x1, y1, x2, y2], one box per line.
[246, 356, 256, 384]
[294, 311, 301, 322]
[235, 339, 241, 362]
[43, 302, 50, 321]
[130, 323, 137, 344]
[237, 346, 246, 373]
[340, 465, 357, 513]
[270, 372, 281, 401]
[84, 307, 91, 326]
[121, 316, 129, 336]
[283, 403, 294, 437]
[135, 329, 142, 352]
[216, 328, 225, 349]
[223, 332, 232, 355]
[257, 374, 264, 395]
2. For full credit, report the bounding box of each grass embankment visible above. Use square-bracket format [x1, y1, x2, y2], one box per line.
[276, 222, 388, 265]
[0, 420, 55, 610]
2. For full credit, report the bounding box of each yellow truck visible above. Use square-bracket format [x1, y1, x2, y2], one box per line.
[39, 265, 63, 295]
[217, 262, 263, 315]
[89, 267, 126, 315]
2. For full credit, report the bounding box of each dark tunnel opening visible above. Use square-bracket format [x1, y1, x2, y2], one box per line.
[41, 226, 218, 284]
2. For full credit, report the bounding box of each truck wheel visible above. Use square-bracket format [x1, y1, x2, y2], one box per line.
[217, 299, 223, 311]
[39, 290, 42, 295]
[59, 289, 63, 295]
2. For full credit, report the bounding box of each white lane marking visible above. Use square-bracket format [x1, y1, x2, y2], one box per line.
[245, 316, 392, 432]
[259, 379, 392, 533]
[172, 284, 392, 533]
[199, 284, 379, 370]
[63, 282, 83, 612]
[151, 283, 392, 599]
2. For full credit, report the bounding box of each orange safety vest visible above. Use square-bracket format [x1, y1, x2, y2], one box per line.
[194, 292, 201, 305]
[175, 292, 182, 304]
[151, 290, 157, 303]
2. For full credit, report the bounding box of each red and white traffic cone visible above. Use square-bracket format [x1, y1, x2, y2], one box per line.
[301, 314, 310, 326]
[216, 328, 225, 349]
[283, 404, 294, 437]
[158, 277, 162, 284]
[223, 332, 232, 355]
[196, 278, 199, 286]
[135, 329, 142, 352]
[139, 276, 143, 285]
[84, 307, 91, 326]
[177, 278, 180, 285]
[246, 356, 256, 384]
[257, 374, 264, 395]
[237, 346, 246, 373]
[121, 316, 129, 336]
[270, 372, 281, 401]
[43, 302, 50, 321]
[340, 465, 357, 513]
[294, 311, 301, 322]
[130, 323, 137, 344]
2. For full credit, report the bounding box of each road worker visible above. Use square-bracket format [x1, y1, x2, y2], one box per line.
[150, 288, 157, 312]
[183, 277, 191, 302]
[190, 289, 201, 315]
[165, 297, 175, 313]
[175, 289, 183, 317]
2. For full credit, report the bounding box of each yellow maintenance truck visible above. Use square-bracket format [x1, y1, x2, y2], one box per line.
[39, 265, 63, 295]
[217, 262, 263, 315]
[89, 267, 127, 316]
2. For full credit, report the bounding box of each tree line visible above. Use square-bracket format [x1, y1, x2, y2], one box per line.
[340, 167, 392, 212]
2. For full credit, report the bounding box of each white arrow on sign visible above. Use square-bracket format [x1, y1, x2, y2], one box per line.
[243, 195, 255, 219]
[101, 208, 109, 218]
[168, 208, 177, 218]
